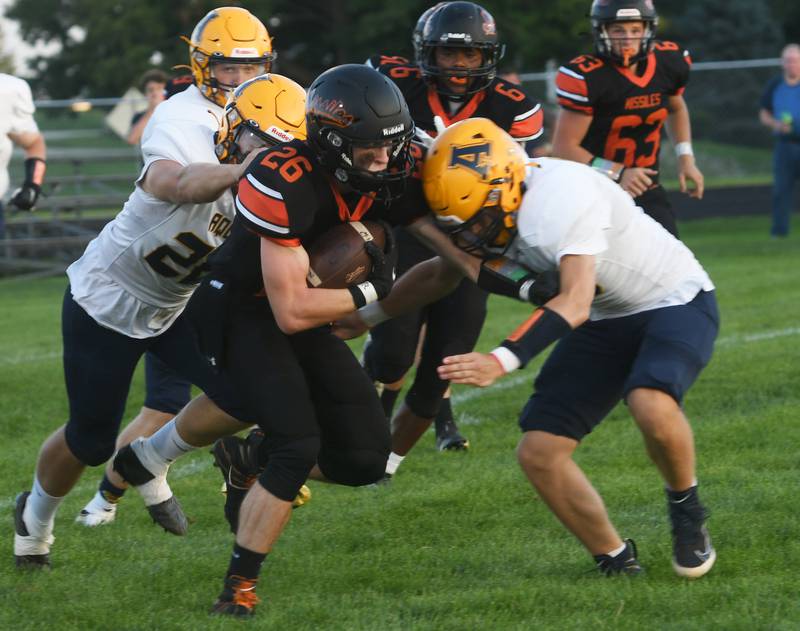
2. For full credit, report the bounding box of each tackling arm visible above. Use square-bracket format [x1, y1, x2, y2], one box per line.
[141, 159, 247, 205]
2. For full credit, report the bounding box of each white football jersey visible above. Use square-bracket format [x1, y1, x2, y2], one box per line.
[67, 85, 234, 338]
[506, 158, 713, 320]
[0, 74, 40, 198]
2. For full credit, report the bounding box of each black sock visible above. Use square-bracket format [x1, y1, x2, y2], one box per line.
[380, 387, 400, 418]
[434, 398, 455, 434]
[227, 543, 267, 581]
[99, 474, 127, 503]
[667, 485, 698, 503]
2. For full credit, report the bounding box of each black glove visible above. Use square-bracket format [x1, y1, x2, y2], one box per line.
[348, 222, 398, 308]
[9, 157, 46, 211]
[522, 269, 560, 306]
[477, 258, 561, 306]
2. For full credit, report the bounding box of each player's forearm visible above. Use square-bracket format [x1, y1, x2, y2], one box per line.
[366, 256, 462, 323]
[666, 97, 693, 144]
[550, 139, 594, 165]
[268, 286, 362, 335]
[175, 163, 243, 203]
[9, 131, 46, 160]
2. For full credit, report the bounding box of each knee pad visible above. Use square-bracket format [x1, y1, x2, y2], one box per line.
[64, 421, 116, 467]
[318, 446, 388, 487]
[404, 373, 449, 420]
[362, 336, 415, 384]
[257, 434, 320, 502]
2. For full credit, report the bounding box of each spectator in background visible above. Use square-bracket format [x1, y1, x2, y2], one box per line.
[759, 43, 800, 238]
[0, 72, 46, 239]
[126, 69, 168, 146]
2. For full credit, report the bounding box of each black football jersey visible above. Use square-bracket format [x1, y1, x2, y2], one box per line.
[208, 140, 427, 297]
[556, 42, 691, 172]
[368, 54, 544, 141]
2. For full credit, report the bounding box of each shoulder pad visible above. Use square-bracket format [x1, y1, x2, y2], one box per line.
[235, 141, 320, 243]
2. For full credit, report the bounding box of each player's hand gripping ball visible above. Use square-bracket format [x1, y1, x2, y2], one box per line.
[307, 220, 388, 289]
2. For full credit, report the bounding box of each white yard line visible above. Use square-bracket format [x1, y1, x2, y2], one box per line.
[3, 324, 799, 511]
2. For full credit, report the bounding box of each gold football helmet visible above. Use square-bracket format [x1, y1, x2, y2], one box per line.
[422, 117, 528, 256]
[215, 74, 307, 164]
[183, 7, 275, 107]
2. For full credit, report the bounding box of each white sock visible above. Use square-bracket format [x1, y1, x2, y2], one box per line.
[385, 452, 405, 475]
[149, 420, 197, 463]
[24, 476, 63, 528]
[606, 542, 628, 558]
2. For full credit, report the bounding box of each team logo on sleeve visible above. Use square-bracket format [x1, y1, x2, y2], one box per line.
[449, 142, 491, 177]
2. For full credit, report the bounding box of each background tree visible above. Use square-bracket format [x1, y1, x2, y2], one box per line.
[0, 23, 16, 74]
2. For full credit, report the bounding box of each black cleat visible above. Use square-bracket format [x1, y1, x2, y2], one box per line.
[668, 487, 716, 578]
[147, 497, 189, 536]
[435, 418, 470, 451]
[594, 539, 643, 577]
[210, 575, 259, 617]
[14, 492, 52, 570]
[212, 431, 263, 534]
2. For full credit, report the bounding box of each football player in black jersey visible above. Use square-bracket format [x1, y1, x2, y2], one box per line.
[552, 0, 704, 237]
[364, 2, 545, 469]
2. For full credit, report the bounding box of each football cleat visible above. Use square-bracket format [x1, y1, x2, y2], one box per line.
[113, 438, 188, 536]
[435, 417, 470, 452]
[75, 492, 117, 527]
[210, 575, 259, 617]
[213, 430, 311, 533]
[594, 539, 643, 577]
[668, 487, 716, 578]
[14, 492, 53, 570]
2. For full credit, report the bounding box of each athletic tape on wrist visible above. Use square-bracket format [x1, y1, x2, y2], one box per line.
[358, 301, 389, 327]
[674, 142, 694, 157]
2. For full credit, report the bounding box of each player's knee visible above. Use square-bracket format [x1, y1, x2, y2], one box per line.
[65, 422, 116, 466]
[319, 447, 388, 486]
[363, 352, 413, 385]
[404, 381, 447, 419]
[257, 434, 320, 502]
[516, 432, 562, 477]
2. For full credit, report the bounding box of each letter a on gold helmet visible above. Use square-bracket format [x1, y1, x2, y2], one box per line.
[184, 7, 275, 107]
[423, 118, 528, 257]
[215, 74, 307, 164]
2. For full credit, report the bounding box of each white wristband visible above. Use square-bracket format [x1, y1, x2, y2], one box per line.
[675, 142, 694, 157]
[358, 301, 390, 327]
[354, 281, 379, 305]
[490, 346, 522, 374]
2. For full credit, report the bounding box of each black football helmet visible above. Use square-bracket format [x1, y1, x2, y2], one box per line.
[412, 3, 449, 61]
[590, 0, 659, 66]
[306, 64, 415, 200]
[418, 1, 505, 101]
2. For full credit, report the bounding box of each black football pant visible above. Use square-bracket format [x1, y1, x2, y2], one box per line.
[221, 300, 390, 502]
[362, 226, 488, 419]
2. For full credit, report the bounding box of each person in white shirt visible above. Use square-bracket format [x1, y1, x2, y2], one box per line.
[0, 73, 46, 239]
[13, 6, 302, 571]
[349, 117, 719, 579]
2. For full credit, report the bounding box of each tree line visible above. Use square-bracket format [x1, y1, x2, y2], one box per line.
[5, 0, 799, 98]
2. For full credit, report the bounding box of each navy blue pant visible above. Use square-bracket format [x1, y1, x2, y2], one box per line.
[61, 288, 241, 466]
[143, 352, 192, 415]
[771, 139, 800, 236]
[520, 291, 719, 441]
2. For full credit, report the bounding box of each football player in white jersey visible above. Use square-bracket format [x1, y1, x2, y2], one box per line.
[72, 7, 281, 528]
[346, 117, 719, 579]
[13, 10, 307, 570]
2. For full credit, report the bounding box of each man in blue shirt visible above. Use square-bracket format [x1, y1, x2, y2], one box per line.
[760, 43, 800, 237]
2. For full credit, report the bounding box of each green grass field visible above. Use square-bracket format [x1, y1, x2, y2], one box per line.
[1, 215, 798, 630]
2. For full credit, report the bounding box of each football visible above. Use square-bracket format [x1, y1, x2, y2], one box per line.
[307, 220, 387, 289]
